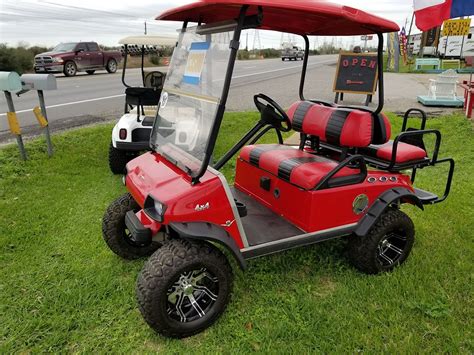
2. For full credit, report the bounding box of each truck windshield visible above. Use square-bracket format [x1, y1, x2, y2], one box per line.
[150, 25, 234, 176]
[53, 43, 77, 52]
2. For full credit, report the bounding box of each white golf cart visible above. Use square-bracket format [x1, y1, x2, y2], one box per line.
[109, 35, 177, 174]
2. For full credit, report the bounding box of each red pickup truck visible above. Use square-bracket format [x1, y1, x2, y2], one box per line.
[34, 42, 122, 77]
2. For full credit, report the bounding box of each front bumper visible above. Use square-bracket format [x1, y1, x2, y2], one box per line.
[34, 65, 64, 73]
[124, 210, 152, 245]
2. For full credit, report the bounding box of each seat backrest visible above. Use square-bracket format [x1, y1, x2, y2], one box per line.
[287, 101, 391, 147]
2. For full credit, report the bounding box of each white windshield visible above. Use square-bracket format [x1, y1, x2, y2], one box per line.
[151, 25, 235, 176]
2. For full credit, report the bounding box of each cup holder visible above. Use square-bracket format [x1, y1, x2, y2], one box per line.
[234, 200, 247, 218]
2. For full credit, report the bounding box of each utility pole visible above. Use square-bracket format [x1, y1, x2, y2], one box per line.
[246, 32, 248, 51]
[144, 20, 147, 35]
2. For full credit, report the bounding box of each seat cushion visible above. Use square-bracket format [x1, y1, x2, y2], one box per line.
[240, 144, 358, 190]
[362, 141, 427, 163]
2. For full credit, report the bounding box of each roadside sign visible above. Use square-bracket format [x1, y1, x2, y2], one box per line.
[333, 52, 378, 95]
[442, 18, 471, 36]
[360, 35, 373, 40]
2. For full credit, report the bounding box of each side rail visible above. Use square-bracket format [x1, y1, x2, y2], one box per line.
[315, 154, 367, 190]
[402, 108, 427, 132]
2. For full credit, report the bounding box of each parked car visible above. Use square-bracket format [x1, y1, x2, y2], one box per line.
[281, 46, 304, 61]
[34, 42, 122, 77]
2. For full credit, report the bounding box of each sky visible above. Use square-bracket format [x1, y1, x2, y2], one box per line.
[0, 0, 416, 49]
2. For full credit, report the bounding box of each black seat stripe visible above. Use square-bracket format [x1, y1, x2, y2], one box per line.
[248, 145, 294, 166]
[325, 110, 351, 145]
[278, 156, 331, 182]
[292, 101, 313, 132]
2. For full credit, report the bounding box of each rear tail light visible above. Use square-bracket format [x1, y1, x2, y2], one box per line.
[119, 128, 127, 140]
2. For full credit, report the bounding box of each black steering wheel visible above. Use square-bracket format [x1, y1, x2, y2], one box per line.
[253, 93, 292, 132]
[144, 71, 165, 90]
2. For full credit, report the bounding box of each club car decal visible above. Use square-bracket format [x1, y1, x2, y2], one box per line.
[183, 42, 210, 85]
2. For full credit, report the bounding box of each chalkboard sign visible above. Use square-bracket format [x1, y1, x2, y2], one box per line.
[333, 52, 378, 95]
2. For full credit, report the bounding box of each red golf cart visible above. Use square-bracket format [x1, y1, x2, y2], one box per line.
[102, 0, 454, 338]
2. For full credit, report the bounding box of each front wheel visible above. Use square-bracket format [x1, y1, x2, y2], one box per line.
[108, 141, 137, 174]
[106, 59, 117, 73]
[347, 208, 415, 274]
[102, 193, 161, 259]
[63, 61, 77, 77]
[136, 239, 233, 338]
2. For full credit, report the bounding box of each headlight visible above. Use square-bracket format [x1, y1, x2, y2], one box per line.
[52, 57, 63, 63]
[144, 194, 167, 222]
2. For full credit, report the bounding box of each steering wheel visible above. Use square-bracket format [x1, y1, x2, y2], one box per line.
[144, 71, 165, 90]
[253, 93, 292, 132]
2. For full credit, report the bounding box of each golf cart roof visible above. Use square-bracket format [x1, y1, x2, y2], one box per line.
[118, 35, 177, 46]
[157, 0, 399, 35]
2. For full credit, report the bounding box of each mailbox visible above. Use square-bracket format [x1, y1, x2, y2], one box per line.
[0, 71, 22, 93]
[20, 74, 57, 91]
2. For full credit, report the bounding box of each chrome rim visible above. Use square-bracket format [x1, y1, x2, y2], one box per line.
[376, 232, 407, 267]
[66, 64, 75, 75]
[108, 61, 117, 71]
[166, 268, 219, 323]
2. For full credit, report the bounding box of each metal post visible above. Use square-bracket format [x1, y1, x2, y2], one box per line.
[37, 90, 54, 157]
[4, 91, 27, 160]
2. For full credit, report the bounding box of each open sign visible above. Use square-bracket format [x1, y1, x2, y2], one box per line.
[333, 52, 378, 95]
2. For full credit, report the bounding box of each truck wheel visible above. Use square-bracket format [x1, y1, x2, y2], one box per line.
[348, 208, 415, 274]
[108, 141, 137, 175]
[137, 239, 233, 338]
[63, 61, 77, 77]
[86, 70, 95, 75]
[106, 59, 118, 73]
[102, 193, 161, 260]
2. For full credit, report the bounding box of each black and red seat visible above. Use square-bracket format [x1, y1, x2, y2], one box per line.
[239, 102, 374, 190]
[287, 101, 428, 166]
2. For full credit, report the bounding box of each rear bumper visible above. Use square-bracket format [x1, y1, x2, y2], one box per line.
[115, 141, 150, 151]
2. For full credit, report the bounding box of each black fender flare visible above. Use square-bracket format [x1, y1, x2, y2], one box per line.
[355, 187, 423, 237]
[169, 222, 247, 270]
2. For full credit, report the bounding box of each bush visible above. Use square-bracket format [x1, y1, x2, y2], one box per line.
[0, 44, 49, 74]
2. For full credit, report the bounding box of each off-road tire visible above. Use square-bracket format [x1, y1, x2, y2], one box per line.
[348, 208, 415, 274]
[106, 59, 118, 73]
[63, 61, 77, 77]
[108, 141, 137, 174]
[102, 193, 160, 259]
[86, 70, 95, 75]
[137, 239, 233, 338]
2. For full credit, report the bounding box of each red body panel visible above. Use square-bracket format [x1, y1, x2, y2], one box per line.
[126, 152, 245, 248]
[234, 158, 413, 232]
[157, 0, 399, 35]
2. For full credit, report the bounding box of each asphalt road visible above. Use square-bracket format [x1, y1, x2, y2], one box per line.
[1, 54, 467, 141]
[0, 55, 337, 136]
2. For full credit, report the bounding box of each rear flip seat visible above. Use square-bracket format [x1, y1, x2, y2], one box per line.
[360, 113, 427, 163]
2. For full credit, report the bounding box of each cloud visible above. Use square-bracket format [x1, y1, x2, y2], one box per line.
[0, 0, 415, 48]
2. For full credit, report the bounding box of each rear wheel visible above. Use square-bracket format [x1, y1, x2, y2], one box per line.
[108, 141, 137, 174]
[106, 59, 117, 73]
[86, 70, 95, 75]
[63, 61, 77, 77]
[348, 208, 415, 274]
[137, 239, 233, 338]
[102, 193, 161, 259]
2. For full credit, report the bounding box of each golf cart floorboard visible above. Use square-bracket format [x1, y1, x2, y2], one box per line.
[231, 187, 303, 247]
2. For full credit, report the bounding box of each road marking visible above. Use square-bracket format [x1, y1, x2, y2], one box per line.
[0, 94, 125, 116]
[219, 59, 336, 81]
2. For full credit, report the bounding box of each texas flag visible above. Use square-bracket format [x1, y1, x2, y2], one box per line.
[414, 0, 474, 30]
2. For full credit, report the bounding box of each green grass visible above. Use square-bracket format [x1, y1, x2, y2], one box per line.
[0, 112, 473, 352]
